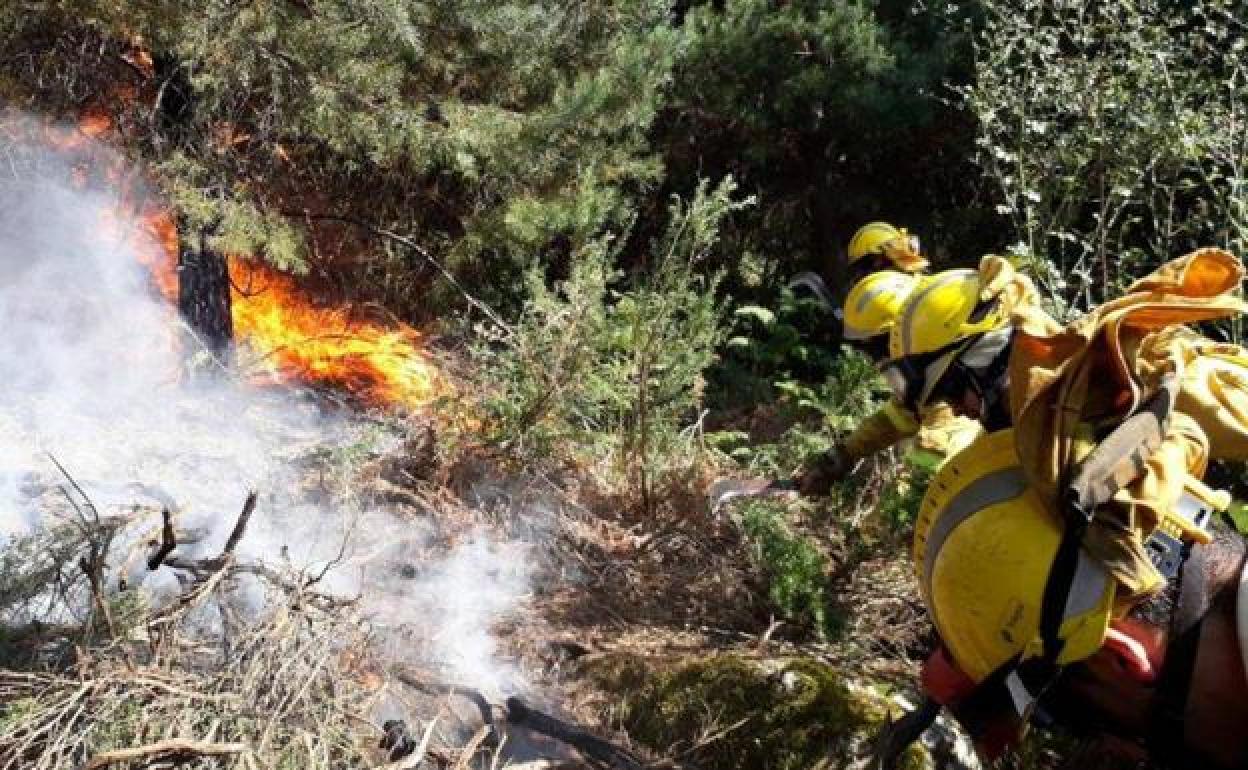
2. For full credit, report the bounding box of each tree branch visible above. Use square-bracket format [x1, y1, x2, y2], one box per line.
[79, 739, 248, 770]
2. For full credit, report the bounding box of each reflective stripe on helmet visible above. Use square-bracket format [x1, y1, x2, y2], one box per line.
[920, 467, 1028, 601]
[845, 280, 901, 340]
[899, 270, 976, 358]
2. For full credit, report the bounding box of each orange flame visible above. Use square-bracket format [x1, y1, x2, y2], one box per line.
[135, 209, 180, 302]
[227, 259, 445, 409]
[15, 102, 445, 411]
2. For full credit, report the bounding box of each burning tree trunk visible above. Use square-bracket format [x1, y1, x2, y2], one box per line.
[177, 220, 233, 366]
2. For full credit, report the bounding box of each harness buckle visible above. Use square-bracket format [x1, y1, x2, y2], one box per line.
[1146, 529, 1186, 579]
[1146, 483, 1223, 578]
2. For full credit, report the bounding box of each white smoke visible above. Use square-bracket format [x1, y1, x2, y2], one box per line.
[362, 532, 533, 698]
[0, 127, 534, 697]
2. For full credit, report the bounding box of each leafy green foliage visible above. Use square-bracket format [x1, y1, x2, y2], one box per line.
[714, 309, 886, 480]
[659, 0, 991, 300]
[474, 178, 749, 500]
[1228, 500, 1248, 536]
[877, 451, 937, 532]
[0, 0, 677, 317]
[738, 499, 837, 640]
[717, 289, 840, 407]
[962, 0, 1248, 314]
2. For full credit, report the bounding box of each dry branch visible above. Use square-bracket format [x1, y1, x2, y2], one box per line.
[222, 490, 259, 557]
[391, 666, 497, 740]
[146, 507, 178, 570]
[78, 739, 248, 769]
[451, 725, 492, 770]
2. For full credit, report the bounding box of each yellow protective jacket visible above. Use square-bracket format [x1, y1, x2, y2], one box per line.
[1174, 329, 1248, 461]
[1008, 248, 1247, 599]
[842, 398, 979, 463]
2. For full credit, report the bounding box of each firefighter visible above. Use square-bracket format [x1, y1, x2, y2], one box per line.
[797, 223, 967, 494]
[799, 249, 1051, 495]
[879, 247, 1247, 759]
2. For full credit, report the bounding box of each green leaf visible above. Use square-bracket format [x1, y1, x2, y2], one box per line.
[1228, 500, 1248, 535]
[734, 305, 776, 327]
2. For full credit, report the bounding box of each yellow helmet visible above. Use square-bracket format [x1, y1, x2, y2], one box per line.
[847, 221, 929, 272]
[914, 428, 1115, 683]
[883, 269, 1013, 409]
[842, 270, 921, 341]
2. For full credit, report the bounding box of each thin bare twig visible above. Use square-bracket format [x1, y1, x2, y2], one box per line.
[78, 739, 249, 769]
[452, 725, 492, 770]
[277, 211, 511, 334]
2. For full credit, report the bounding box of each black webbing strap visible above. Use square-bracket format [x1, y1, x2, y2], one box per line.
[1038, 513, 1087, 662]
[1040, 375, 1181, 662]
[973, 342, 1014, 433]
[1148, 543, 1209, 767]
[948, 376, 1182, 743]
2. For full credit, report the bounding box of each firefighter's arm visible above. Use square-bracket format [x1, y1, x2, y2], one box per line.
[1087, 412, 1211, 603]
[799, 399, 919, 495]
[978, 255, 1062, 336]
[842, 398, 920, 460]
[1120, 411, 1210, 535]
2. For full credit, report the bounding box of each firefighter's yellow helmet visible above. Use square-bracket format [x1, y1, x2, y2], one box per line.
[889, 269, 1011, 360]
[914, 429, 1115, 682]
[882, 269, 1014, 409]
[842, 270, 921, 341]
[847, 221, 929, 271]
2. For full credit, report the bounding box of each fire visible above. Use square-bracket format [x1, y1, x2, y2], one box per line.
[135, 209, 180, 302]
[228, 259, 444, 409]
[12, 101, 445, 411]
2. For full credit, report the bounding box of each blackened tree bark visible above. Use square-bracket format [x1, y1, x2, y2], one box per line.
[177, 219, 233, 366]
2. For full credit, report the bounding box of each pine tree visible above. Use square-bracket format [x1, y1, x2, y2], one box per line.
[655, 0, 991, 303]
[0, 0, 677, 320]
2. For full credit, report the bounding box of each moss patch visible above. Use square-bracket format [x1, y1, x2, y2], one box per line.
[584, 653, 929, 770]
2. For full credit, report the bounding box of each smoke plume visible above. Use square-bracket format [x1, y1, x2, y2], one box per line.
[0, 126, 532, 697]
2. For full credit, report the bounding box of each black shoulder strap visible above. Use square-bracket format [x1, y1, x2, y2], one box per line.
[1041, 375, 1181, 661]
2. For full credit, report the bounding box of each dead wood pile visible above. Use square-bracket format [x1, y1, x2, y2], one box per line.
[0, 464, 667, 770]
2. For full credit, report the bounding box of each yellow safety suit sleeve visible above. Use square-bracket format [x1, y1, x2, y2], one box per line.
[841, 398, 919, 461]
[914, 401, 982, 458]
[977, 255, 1063, 336]
[1085, 412, 1210, 607]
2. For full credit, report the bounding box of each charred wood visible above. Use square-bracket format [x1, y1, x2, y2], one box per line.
[176, 216, 233, 367]
[505, 697, 646, 770]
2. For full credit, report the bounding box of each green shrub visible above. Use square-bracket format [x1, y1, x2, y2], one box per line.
[877, 452, 938, 533]
[962, 0, 1248, 315]
[587, 653, 928, 770]
[472, 178, 751, 502]
[738, 499, 838, 640]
